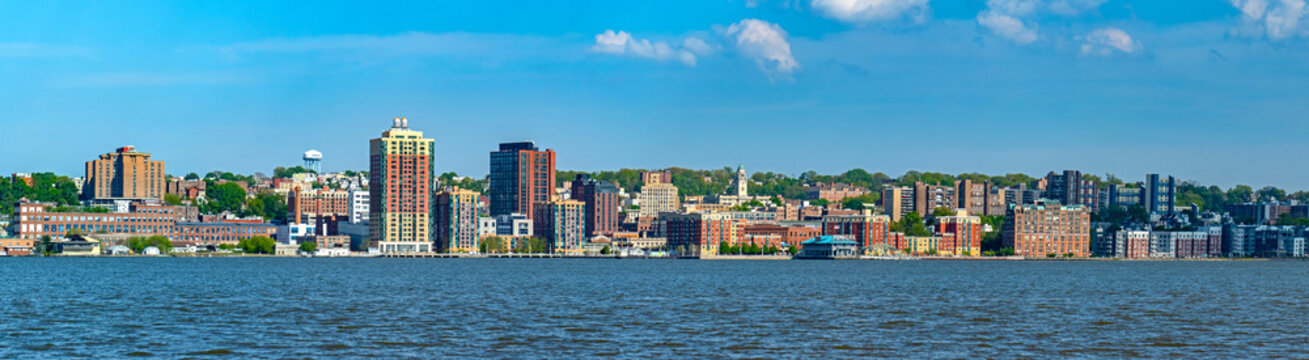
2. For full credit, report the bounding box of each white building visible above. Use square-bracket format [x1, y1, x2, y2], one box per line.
[478, 217, 497, 238]
[277, 223, 314, 244]
[638, 183, 679, 217]
[495, 213, 532, 237]
[348, 189, 369, 224]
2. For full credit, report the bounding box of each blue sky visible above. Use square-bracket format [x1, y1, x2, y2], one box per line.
[2, 0, 1308, 189]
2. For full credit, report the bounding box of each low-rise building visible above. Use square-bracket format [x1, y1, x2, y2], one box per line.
[821, 213, 891, 250]
[936, 210, 981, 256]
[805, 182, 870, 203]
[175, 222, 278, 246]
[660, 212, 743, 258]
[53, 235, 101, 256]
[744, 223, 820, 248]
[795, 236, 859, 259]
[0, 238, 34, 256]
[906, 236, 940, 255]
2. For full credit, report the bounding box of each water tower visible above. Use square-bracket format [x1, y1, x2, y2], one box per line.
[303, 149, 323, 173]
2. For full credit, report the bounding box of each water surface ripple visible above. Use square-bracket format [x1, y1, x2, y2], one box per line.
[1, 258, 1306, 358]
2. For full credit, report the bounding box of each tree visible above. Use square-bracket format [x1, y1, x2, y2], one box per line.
[127, 235, 173, 254]
[273, 166, 318, 179]
[299, 241, 318, 253]
[1227, 185, 1254, 204]
[480, 237, 506, 253]
[841, 193, 879, 211]
[163, 193, 184, 206]
[184, 173, 200, 180]
[897, 212, 931, 236]
[39, 235, 53, 256]
[1257, 186, 1288, 202]
[600, 245, 611, 255]
[203, 182, 247, 214]
[788, 245, 798, 255]
[238, 236, 277, 254]
[932, 207, 956, 217]
[240, 191, 287, 222]
[515, 237, 547, 253]
[810, 199, 829, 207]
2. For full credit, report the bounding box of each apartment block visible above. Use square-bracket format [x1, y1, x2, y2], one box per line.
[84, 146, 166, 200]
[821, 213, 891, 249]
[369, 117, 435, 253]
[1002, 200, 1091, 257]
[533, 200, 586, 253]
[571, 174, 620, 236]
[434, 188, 481, 253]
[936, 210, 981, 256]
[660, 212, 744, 258]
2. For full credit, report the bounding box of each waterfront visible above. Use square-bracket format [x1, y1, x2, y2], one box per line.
[2, 259, 1307, 358]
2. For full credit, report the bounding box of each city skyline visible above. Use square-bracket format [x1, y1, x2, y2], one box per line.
[4, 1, 1309, 189]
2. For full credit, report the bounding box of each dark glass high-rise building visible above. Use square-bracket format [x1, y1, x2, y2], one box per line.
[489, 141, 556, 219]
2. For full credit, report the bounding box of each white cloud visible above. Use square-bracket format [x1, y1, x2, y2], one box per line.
[1080, 27, 1142, 56]
[682, 37, 714, 55]
[590, 30, 698, 66]
[723, 19, 800, 77]
[1047, 0, 1109, 16]
[977, 10, 1038, 44]
[1229, 0, 1309, 40]
[976, 0, 1107, 44]
[810, 0, 930, 23]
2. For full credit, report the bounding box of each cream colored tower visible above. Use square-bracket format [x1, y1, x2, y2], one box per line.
[369, 117, 436, 253]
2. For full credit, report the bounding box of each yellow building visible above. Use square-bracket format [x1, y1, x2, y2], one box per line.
[906, 236, 940, 255]
[369, 118, 436, 253]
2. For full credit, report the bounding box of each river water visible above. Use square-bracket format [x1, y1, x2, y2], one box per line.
[1, 258, 1306, 358]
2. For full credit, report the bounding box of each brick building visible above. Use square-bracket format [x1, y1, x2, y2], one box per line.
[660, 212, 744, 258]
[490, 141, 556, 219]
[571, 174, 620, 236]
[84, 146, 166, 200]
[1002, 200, 1092, 257]
[805, 182, 870, 203]
[936, 211, 982, 256]
[743, 223, 820, 248]
[821, 213, 892, 250]
[288, 187, 349, 224]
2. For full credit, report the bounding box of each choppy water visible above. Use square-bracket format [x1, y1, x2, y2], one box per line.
[1, 258, 1307, 358]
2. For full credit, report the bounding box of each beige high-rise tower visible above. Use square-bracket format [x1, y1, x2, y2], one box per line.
[84, 146, 165, 200]
[369, 117, 435, 253]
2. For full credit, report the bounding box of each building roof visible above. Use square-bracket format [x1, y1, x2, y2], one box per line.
[801, 235, 858, 246]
